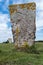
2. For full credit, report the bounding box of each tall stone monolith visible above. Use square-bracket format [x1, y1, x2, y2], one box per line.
[9, 2, 36, 47]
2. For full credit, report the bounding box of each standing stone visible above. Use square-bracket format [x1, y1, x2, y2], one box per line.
[9, 2, 36, 47]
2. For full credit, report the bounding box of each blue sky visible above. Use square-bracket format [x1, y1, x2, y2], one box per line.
[0, 0, 43, 42]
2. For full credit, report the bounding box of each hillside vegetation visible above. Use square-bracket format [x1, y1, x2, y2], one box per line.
[0, 42, 43, 65]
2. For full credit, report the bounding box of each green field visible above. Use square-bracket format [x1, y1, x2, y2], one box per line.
[0, 42, 43, 65]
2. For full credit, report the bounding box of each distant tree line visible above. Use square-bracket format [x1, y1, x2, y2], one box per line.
[3, 40, 9, 43]
[35, 40, 43, 42]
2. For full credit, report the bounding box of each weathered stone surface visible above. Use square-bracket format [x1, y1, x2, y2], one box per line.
[9, 2, 36, 46]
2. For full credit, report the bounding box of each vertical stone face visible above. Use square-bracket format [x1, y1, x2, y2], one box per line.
[9, 2, 36, 46]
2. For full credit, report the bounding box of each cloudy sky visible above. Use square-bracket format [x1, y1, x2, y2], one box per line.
[0, 0, 43, 43]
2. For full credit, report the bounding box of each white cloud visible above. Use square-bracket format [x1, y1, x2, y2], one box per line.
[36, 19, 43, 28]
[36, 16, 43, 31]
[36, 26, 43, 31]
[0, 23, 7, 30]
[36, 10, 43, 31]
[0, 26, 13, 43]
[13, 0, 23, 4]
[0, 13, 13, 43]
[36, 0, 43, 10]
[0, 13, 10, 23]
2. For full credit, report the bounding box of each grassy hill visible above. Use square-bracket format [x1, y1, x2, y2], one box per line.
[0, 42, 43, 65]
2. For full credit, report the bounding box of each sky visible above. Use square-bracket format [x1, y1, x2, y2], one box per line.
[0, 0, 43, 43]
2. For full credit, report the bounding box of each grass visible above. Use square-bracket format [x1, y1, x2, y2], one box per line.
[0, 42, 43, 65]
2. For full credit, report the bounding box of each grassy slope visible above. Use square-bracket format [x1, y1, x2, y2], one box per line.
[0, 42, 43, 65]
